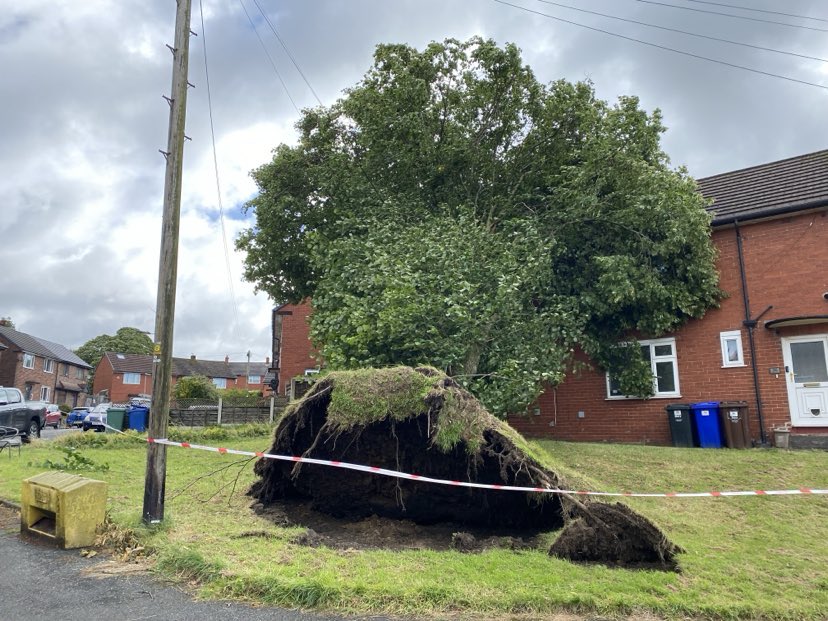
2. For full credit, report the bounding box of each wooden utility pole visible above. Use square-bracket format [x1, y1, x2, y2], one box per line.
[143, 0, 193, 524]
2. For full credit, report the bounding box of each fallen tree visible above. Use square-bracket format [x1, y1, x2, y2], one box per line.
[250, 366, 680, 569]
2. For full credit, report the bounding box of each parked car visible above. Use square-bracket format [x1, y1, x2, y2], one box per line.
[82, 403, 110, 432]
[43, 404, 62, 428]
[67, 406, 91, 428]
[0, 387, 46, 442]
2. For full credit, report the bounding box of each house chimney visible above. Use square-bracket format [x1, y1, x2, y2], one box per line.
[190, 354, 196, 361]
[266, 356, 270, 365]
[225, 355, 229, 363]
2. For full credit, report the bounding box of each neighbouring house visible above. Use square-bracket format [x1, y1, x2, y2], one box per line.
[273, 149, 828, 447]
[507, 149, 828, 447]
[93, 352, 270, 403]
[0, 326, 92, 407]
[269, 302, 320, 396]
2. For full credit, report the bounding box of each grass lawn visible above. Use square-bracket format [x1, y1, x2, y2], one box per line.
[0, 427, 826, 620]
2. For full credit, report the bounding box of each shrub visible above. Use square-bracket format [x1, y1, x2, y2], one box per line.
[173, 375, 219, 400]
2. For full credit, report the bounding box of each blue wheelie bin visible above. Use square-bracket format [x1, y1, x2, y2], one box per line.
[691, 401, 723, 448]
[128, 405, 149, 433]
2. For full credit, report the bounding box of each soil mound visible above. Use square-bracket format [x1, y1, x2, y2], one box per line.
[549, 502, 682, 571]
[250, 366, 679, 569]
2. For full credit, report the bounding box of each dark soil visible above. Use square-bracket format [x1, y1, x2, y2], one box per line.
[251, 498, 543, 552]
[549, 502, 682, 571]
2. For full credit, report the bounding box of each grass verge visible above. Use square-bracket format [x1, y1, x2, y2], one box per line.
[0, 428, 826, 619]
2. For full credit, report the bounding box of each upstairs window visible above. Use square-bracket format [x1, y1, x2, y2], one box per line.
[123, 372, 141, 385]
[720, 330, 745, 367]
[44, 359, 55, 373]
[607, 338, 680, 399]
[22, 353, 35, 369]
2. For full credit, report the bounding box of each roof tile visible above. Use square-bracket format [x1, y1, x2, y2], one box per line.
[698, 149, 828, 224]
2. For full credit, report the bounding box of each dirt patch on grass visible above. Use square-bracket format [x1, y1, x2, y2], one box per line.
[0, 504, 19, 533]
[252, 498, 544, 552]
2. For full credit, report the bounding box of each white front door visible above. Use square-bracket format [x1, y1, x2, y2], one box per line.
[782, 335, 828, 427]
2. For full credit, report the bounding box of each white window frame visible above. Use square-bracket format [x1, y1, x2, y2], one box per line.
[123, 372, 141, 385]
[247, 375, 261, 384]
[212, 377, 227, 389]
[606, 337, 680, 400]
[720, 330, 745, 368]
[22, 353, 35, 369]
[44, 359, 55, 373]
[40, 386, 50, 401]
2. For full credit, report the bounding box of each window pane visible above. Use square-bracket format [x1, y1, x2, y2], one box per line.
[640, 345, 651, 361]
[608, 375, 624, 397]
[655, 361, 676, 393]
[653, 344, 673, 357]
[726, 339, 740, 362]
[791, 342, 828, 383]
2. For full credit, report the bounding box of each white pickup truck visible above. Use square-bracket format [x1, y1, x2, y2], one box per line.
[0, 386, 46, 442]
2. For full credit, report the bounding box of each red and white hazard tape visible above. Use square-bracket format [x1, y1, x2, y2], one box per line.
[147, 437, 828, 499]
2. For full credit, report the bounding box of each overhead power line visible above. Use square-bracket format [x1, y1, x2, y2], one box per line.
[535, 0, 828, 64]
[493, 0, 828, 91]
[249, 0, 324, 106]
[675, 0, 828, 24]
[198, 0, 240, 330]
[633, 0, 828, 33]
[237, 0, 301, 114]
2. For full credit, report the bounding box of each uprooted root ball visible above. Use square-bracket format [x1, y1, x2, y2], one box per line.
[250, 366, 679, 569]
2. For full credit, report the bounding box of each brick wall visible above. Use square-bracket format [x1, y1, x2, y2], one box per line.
[277, 301, 320, 394]
[0, 340, 58, 401]
[0, 337, 18, 388]
[93, 358, 154, 403]
[508, 209, 828, 444]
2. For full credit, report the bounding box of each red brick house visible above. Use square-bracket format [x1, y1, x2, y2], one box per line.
[273, 150, 828, 446]
[269, 302, 320, 396]
[0, 326, 92, 407]
[508, 150, 828, 447]
[93, 353, 270, 403]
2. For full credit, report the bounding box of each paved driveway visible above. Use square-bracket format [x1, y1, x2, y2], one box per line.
[0, 505, 385, 621]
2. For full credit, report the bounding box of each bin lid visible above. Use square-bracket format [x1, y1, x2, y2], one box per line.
[107, 407, 127, 414]
[24, 472, 104, 491]
[665, 403, 690, 410]
[691, 401, 720, 408]
[718, 401, 748, 407]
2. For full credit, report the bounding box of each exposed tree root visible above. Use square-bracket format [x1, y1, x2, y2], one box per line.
[250, 366, 680, 570]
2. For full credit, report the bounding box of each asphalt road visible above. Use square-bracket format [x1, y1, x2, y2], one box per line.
[0, 506, 387, 621]
[39, 426, 80, 441]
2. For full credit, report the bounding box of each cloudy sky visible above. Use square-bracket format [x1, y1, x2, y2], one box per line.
[1, 0, 826, 363]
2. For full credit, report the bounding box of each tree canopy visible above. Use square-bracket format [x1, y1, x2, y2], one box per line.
[76, 327, 154, 387]
[237, 37, 720, 414]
